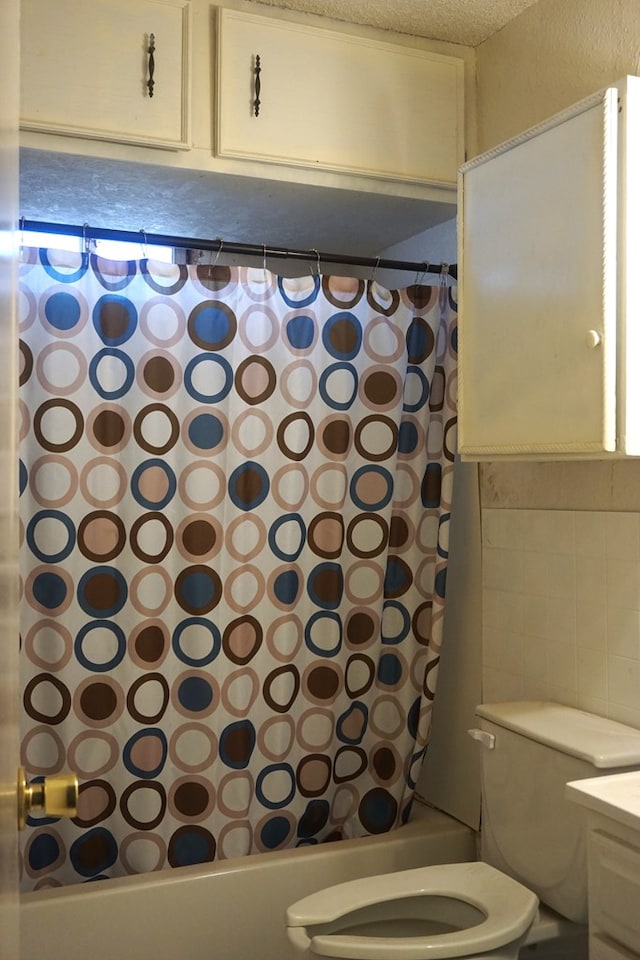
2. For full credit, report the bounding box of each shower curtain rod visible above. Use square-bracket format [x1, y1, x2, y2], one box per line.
[20, 219, 457, 281]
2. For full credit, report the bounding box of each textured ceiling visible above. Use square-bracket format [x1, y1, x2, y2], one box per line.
[252, 0, 541, 46]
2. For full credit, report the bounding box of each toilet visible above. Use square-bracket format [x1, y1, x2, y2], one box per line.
[286, 701, 640, 959]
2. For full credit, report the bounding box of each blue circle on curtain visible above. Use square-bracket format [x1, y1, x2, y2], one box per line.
[123, 728, 168, 779]
[261, 816, 293, 849]
[168, 826, 216, 867]
[19, 460, 27, 496]
[381, 600, 411, 644]
[358, 788, 398, 834]
[228, 461, 269, 511]
[273, 569, 300, 605]
[77, 566, 128, 617]
[437, 514, 451, 560]
[403, 366, 430, 413]
[435, 567, 447, 599]
[219, 720, 256, 769]
[318, 363, 358, 411]
[307, 563, 343, 610]
[184, 353, 233, 403]
[451, 323, 458, 353]
[384, 557, 413, 598]
[32, 571, 68, 610]
[322, 313, 362, 360]
[177, 675, 215, 713]
[336, 701, 368, 745]
[75, 620, 127, 672]
[27, 831, 61, 870]
[188, 301, 237, 350]
[90, 254, 136, 291]
[188, 413, 225, 451]
[88, 348, 135, 400]
[406, 318, 435, 364]
[131, 458, 177, 510]
[70, 827, 118, 878]
[268, 514, 306, 562]
[350, 466, 394, 511]
[256, 763, 296, 809]
[92, 295, 138, 346]
[43, 291, 82, 331]
[175, 566, 222, 615]
[40, 249, 88, 283]
[377, 652, 403, 686]
[398, 421, 420, 456]
[285, 314, 316, 350]
[304, 611, 342, 657]
[297, 799, 330, 838]
[172, 618, 222, 667]
[278, 275, 320, 308]
[26, 510, 76, 563]
[407, 696, 420, 740]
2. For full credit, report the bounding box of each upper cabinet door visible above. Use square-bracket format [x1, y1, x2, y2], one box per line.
[20, 0, 191, 150]
[458, 88, 620, 459]
[215, 9, 464, 186]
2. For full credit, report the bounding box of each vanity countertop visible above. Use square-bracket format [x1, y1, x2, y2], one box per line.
[566, 771, 640, 832]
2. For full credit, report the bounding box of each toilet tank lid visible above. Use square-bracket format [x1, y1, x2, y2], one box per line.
[475, 701, 640, 768]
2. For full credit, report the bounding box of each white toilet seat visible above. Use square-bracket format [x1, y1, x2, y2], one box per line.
[286, 861, 539, 959]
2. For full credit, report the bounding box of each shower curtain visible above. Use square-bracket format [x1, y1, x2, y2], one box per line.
[18, 246, 457, 889]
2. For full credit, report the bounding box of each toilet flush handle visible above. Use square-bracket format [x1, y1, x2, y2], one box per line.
[468, 728, 496, 749]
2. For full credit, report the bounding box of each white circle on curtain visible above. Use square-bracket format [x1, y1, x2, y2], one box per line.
[139, 296, 186, 347]
[218, 822, 253, 860]
[226, 566, 265, 613]
[217, 771, 253, 817]
[126, 785, 164, 824]
[231, 410, 273, 456]
[330, 785, 358, 824]
[369, 695, 404, 738]
[266, 615, 302, 662]
[30, 456, 77, 508]
[120, 833, 166, 874]
[21, 725, 65, 774]
[19, 283, 37, 331]
[221, 669, 259, 716]
[178, 462, 226, 510]
[237, 303, 279, 350]
[393, 464, 420, 509]
[296, 708, 335, 752]
[67, 731, 118, 777]
[25, 620, 72, 671]
[364, 316, 405, 363]
[80, 457, 127, 508]
[415, 557, 436, 599]
[258, 716, 295, 760]
[280, 361, 317, 408]
[427, 418, 445, 458]
[417, 513, 439, 552]
[36, 343, 86, 394]
[36, 402, 83, 451]
[347, 515, 388, 558]
[345, 561, 384, 605]
[354, 417, 397, 461]
[130, 566, 173, 616]
[310, 464, 347, 510]
[225, 515, 266, 562]
[169, 723, 217, 773]
[410, 649, 430, 692]
[272, 465, 309, 511]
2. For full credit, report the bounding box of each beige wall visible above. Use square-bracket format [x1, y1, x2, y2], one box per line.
[475, 0, 640, 513]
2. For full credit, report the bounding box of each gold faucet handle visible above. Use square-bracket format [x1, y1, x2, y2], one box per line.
[18, 766, 79, 830]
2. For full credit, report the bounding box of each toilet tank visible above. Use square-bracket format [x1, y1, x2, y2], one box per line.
[474, 701, 640, 925]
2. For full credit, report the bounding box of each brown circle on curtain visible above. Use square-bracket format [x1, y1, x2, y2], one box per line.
[222, 616, 263, 665]
[345, 654, 375, 698]
[354, 415, 398, 462]
[235, 356, 277, 405]
[333, 746, 368, 784]
[296, 754, 332, 797]
[263, 665, 300, 714]
[130, 511, 174, 563]
[133, 403, 181, 455]
[33, 399, 84, 452]
[128, 619, 169, 668]
[72, 780, 117, 828]
[77, 510, 127, 562]
[126, 673, 170, 724]
[23, 674, 71, 725]
[20, 339, 33, 385]
[276, 412, 315, 461]
[346, 513, 389, 559]
[120, 781, 167, 830]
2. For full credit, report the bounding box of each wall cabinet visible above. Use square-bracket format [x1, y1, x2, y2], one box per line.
[215, 8, 464, 186]
[20, 0, 191, 150]
[458, 76, 640, 460]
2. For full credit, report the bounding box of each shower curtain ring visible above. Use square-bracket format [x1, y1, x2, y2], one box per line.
[82, 222, 91, 255]
[370, 256, 380, 284]
[140, 229, 149, 260]
[310, 248, 321, 278]
[415, 261, 430, 286]
[212, 238, 224, 268]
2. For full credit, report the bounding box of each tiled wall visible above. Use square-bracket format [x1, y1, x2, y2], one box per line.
[482, 509, 640, 730]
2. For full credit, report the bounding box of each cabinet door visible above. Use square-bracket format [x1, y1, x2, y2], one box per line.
[458, 88, 619, 458]
[20, 0, 191, 150]
[216, 9, 464, 185]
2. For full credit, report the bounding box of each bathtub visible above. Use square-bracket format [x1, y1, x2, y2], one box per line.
[20, 804, 476, 960]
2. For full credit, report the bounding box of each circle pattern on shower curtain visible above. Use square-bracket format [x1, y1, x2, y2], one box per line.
[19, 252, 457, 888]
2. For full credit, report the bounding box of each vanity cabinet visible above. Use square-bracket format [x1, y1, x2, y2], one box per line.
[215, 8, 464, 186]
[458, 75, 640, 460]
[20, 0, 191, 149]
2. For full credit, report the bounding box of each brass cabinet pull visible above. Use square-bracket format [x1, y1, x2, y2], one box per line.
[17, 766, 78, 831]
[147, 32, 156, 98]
